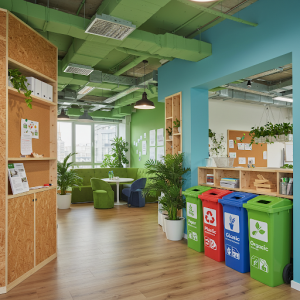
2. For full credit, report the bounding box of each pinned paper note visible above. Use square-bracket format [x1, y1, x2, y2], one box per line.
[229, 140, 234, 149]
[245, 143, 252, 151]
[248, 157, 255, 164]
[21, 138, 32, 155]
[238, 143, 245, 150]
[239, 157, 246, 164]
[150, 147, 155, 160]
[144, 133, 146, 138]
[263, 151, 267, 160]
[229, 152, 236, 158]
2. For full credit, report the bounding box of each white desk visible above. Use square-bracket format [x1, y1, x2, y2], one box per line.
[102, 178, 134, 205]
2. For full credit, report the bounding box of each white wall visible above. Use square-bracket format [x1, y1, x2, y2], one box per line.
[209, 99, 293, 168]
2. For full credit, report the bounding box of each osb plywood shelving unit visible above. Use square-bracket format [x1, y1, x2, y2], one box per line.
[165, 92, 182, 155]
[198, 167, 293, 200]
[0, 10, 58, 294]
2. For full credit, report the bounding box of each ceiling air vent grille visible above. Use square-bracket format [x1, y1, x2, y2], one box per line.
[64, 63, 94, 76]
[85, 14, 136, 41]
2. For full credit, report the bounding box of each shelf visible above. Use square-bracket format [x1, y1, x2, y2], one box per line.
[7, 186, 57, 199]
[8, 57, 56, 84]
[173, 133, 181, 136]
[166, 140, 173, 142]
[8, 87, 56, 107]
[166, 117, 173, 120]
[8, 157, 56, 161]
[278, 194, 293, 199]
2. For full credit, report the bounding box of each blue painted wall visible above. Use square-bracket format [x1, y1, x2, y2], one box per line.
[158, 0, 300, 286]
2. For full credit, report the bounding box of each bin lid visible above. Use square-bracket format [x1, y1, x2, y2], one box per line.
[219, 192, 257, 207]
[243, 195, 293, 213]
[182, 185, 212, 197]
[199, 188, 233, 202]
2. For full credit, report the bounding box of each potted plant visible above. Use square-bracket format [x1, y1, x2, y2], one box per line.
[166, 127, 172, 140]
[57, 153, 83, 209]
[144, 153, 190, 241]
[110, 137, 129, 168]
[8, 68, 33, 109]
[173, 118, 181, 133]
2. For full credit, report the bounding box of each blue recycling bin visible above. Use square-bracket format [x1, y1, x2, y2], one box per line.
[219, 192, 257, 273]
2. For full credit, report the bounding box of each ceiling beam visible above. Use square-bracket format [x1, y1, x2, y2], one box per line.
[177, 0, 257, 27]
[76, 0, 86, 16]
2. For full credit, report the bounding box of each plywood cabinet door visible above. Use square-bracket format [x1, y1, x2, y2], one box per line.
[8, 195, 34, 284]
[35, 189, 57, 265]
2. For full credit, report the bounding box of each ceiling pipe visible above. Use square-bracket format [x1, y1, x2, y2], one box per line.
[76, 0, 86, 16]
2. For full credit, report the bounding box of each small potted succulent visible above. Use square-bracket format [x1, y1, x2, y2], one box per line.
[166, 127, 173, 140]
[173, 118, 181, 133]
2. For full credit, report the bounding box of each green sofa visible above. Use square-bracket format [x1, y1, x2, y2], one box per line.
[71, 168, 158, 204]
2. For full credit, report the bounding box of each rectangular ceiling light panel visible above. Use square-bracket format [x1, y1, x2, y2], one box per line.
[85, 14, 136, 41]
[78, 86, 95, 95]
[103, 86, 141, 104]
[64, 63, 94, 76]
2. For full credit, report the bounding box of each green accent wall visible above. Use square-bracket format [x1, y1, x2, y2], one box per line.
[130, 97, 165, 168]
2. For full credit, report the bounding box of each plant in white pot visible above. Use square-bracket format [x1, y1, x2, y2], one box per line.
[144, 153, 190, 241]
[57, 153, 83, 209]
[166, 127, 172, 140]
[173, 118, 181, 133]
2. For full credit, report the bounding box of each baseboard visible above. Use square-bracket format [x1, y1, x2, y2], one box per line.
[0, 286, 6, 294]
[184, 233, 187, 239]
[291, 280, 300, 291]
[7, 253, 57, 293]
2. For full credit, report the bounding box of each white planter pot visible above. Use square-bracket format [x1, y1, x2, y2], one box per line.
[177, 127, 181, 133]
[165, 217, 185, 241]
[57, 194, 71, 209]
[169, 135, 172, 140]
[162, 214, 168, 233]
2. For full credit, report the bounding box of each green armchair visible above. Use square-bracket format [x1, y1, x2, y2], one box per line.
[90, 178, 114, 209]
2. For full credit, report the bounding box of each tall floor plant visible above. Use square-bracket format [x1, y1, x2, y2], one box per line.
[144, 153, 190, 220]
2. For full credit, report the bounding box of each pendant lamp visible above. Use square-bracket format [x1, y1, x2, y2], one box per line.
[134, 60, 155, 110]
[79, 109, 93, 121]
[57, 108, 70, 120]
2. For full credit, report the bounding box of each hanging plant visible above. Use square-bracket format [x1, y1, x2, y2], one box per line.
[210, 133, 225, 157]
[209, 129, 215, 138]
[9, 68, 33, 109]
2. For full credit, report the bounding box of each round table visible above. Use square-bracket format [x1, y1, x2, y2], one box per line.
[102, 178, 134, 205]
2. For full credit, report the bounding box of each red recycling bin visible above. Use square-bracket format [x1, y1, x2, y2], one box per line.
[199, 189, 233, 262]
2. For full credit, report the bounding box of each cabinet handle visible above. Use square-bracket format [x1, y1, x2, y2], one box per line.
[32, 199, 34, 202]
[35, 199, 37, 201]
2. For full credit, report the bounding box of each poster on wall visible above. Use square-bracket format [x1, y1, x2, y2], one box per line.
[142, 141, 147, 155]
[21, 119, 39, 139]
[150, 129, 156, 146]
[239, 157, 246, 164]
[157, 147, 164, 161]
[8, 163, 29, 195]
[245, 143, 252, 150]
[150, 147, 155, 160]
[157, 128, 164, 146]
[237, 143, 245, 150]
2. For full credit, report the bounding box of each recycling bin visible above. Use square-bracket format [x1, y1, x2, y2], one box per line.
[219, 192, 257, 273]
[199, 189, 233, 262]
[182, 186, 212, 252]
[243, 195, 293, 287]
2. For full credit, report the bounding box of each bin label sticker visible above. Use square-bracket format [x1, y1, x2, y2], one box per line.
[224, 213, 240, 233]
[205, 237, 217, 250]
[188, 230, 198, 241]
[250, 219, 268, 243]
[187, 202, 197, 219]
[204, 208, 216, 226]
[251, 256, 269, 273]
[226, 244, 240, 260]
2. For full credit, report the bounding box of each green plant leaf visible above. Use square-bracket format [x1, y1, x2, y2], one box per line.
[252, 231, 257, 235]
[255, 222, 260, 230]
[259, 229, 265, 235]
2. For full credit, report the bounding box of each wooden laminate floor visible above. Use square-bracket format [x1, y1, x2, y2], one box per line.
[0, 203, 299, 300]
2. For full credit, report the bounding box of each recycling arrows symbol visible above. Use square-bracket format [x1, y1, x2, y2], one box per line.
[205, 210, 215, 224]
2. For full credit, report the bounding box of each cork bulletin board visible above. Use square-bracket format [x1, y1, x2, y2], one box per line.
[227, 130, 267, 168]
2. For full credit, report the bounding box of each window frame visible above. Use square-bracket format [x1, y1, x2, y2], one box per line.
[57, 120, 119, 168]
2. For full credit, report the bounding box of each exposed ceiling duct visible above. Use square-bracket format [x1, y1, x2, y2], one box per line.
[89, 71, 137, 86]
[85, 14, 136, 40]
[210, 89, 292, 107]
[247, 68, 283, 80]
[64, 63, 94, 76]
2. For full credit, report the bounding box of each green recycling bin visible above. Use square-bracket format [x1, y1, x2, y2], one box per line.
[182, 186, 212, 252]
[243, 195, 293, 287]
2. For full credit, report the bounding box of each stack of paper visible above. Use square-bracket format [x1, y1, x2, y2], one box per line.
[220, 178, 239, 188]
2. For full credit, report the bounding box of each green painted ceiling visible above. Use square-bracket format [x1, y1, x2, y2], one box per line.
[1, 0, 258, 119]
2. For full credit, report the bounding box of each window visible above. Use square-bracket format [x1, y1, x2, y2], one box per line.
[94, 124, 117, 163]
[57, 122, 72, 162]
[75, 124, 92, 162]
[57, 121, 120, 168]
